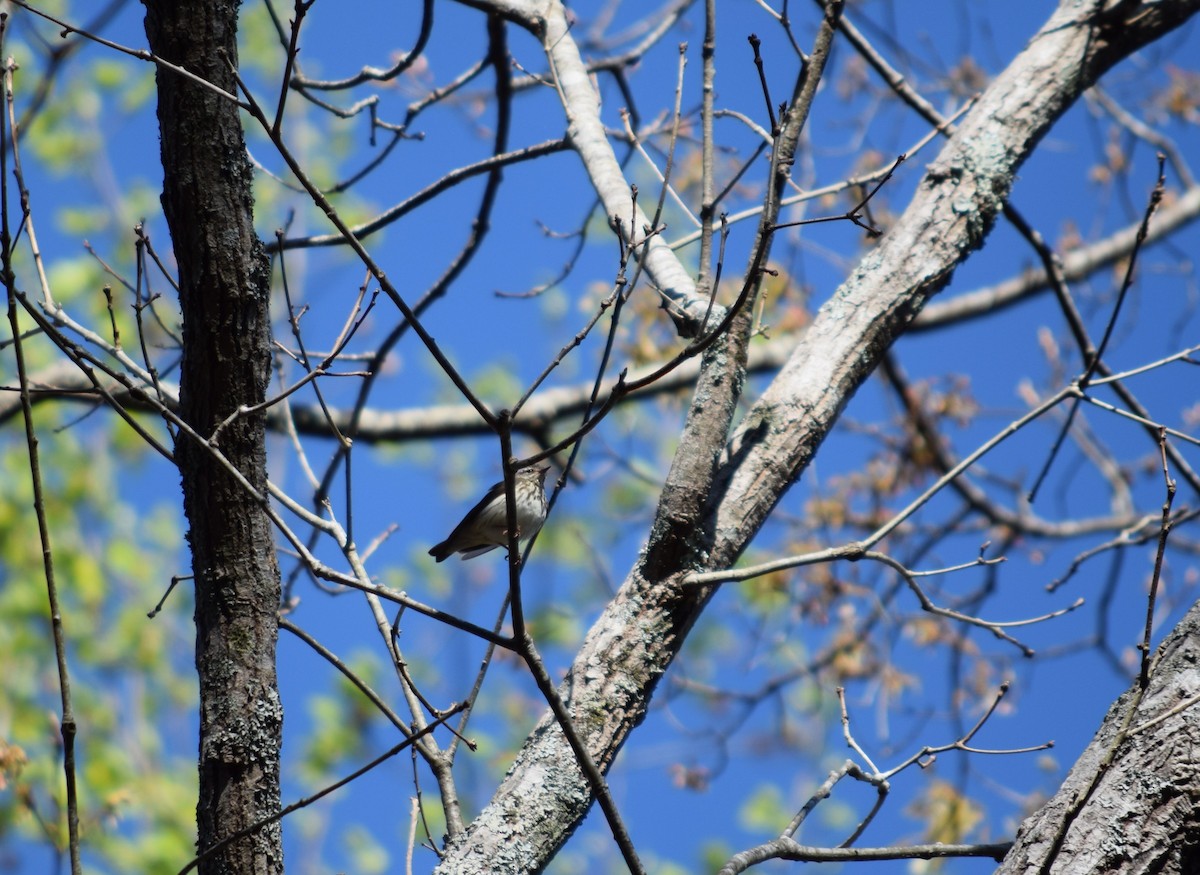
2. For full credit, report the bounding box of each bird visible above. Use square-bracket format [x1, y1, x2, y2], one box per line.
[428, 464, 551, 562]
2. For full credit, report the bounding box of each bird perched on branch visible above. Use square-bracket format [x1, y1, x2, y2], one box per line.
[428, 464, 551, 562]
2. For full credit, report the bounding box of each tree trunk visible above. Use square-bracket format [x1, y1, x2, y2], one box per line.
[997, 600, 1200, 875]
[142, 2, 282, 873]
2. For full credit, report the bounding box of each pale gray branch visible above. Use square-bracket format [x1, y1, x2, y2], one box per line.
[433, 2, 1200, 873]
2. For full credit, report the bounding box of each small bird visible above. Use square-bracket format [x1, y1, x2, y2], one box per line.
[428, 464, 551, 562]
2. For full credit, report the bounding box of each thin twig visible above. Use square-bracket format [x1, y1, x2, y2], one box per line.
[1, 39, 82, 875]
[1138, 428, 1176, 689]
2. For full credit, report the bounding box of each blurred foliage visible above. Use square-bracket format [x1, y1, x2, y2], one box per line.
[0, 407, 195, 873]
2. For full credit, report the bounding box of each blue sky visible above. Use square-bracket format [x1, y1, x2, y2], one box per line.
[6, 1, 1200, 873]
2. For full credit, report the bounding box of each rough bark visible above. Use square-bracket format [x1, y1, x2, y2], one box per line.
[142, 2, 283, 873]
[996, 600, 1200, 875]
[434, 1, 1200, 873]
